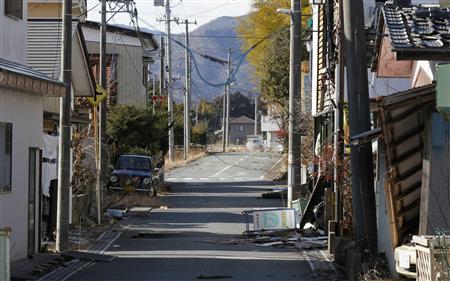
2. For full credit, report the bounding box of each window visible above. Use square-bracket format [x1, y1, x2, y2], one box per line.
[5, 0, 23, 19]
[0, 123, 12, 192]
[240, 125, 244, 131]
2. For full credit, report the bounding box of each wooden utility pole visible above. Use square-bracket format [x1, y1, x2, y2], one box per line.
[343, 0, 377, 253]
[56, 0, 72, 252]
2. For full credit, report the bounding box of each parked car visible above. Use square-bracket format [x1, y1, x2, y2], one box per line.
[107, 154, 164, 197]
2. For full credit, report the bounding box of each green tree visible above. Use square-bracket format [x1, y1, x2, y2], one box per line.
[237, 0, 310, 79]
[106, 105, 168, 161]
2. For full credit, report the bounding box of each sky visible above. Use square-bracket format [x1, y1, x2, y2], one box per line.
[86, 0, 254, 33]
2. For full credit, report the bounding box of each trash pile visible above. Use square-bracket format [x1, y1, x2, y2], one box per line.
[248, 229, 328, 250]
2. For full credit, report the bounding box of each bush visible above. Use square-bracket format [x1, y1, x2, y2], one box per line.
[192, 121, 208, 145]
[106, 105, 168, 162]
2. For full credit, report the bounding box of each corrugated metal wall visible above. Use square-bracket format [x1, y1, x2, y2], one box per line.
[27, 20, 78, 79]
[84, 41, 146, 105]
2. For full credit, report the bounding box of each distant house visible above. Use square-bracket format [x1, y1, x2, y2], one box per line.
[81, 21, 159, 106]
[261, 104, 283, 150]
[0, 0, 65, 262]
[228, 116, 255, 145]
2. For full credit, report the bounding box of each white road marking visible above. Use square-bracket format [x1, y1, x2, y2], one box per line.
[210, 164, 233, 178]
[104, 250, 305, 261]
[269, 156, 285, 171]
[303, 251, 316, 270]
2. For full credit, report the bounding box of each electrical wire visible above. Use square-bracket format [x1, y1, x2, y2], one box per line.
[138, 15, 291, 88]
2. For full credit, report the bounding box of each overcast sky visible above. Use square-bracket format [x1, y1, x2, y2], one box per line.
[86, 0, 253, 33]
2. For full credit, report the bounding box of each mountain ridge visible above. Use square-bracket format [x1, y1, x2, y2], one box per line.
[142, 16, 257, 101]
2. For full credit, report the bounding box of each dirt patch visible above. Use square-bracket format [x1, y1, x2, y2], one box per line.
[165, 149, 207, 170]
[104, 193, 167, 210]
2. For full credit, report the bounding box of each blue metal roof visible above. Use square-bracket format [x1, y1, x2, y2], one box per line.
[0, 57, 65, 86]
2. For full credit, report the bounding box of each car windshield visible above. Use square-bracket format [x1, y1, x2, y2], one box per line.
[115, 156, 152, 171]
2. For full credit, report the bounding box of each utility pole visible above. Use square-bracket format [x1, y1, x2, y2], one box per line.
[96, 0, 107, 225]
[56, 0, 72, 252]
[195, 102, 199, 125]
[159, 37, 165, 98]
[254, 97, 258, 135]
[180, 19, 196, 160]
[152, 75, 157, 114]
[222, 89, 226, 152]
[343, 0, 377, 253]
[287, 0, 302, 207]
[163, 0, 175, 161]
[224, 48, 232, 148]
[334, 0, 345, 237]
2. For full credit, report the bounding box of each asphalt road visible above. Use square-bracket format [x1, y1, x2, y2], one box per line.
[66, 152, 338, 281]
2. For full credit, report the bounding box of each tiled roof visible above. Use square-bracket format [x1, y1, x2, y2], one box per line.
[382, 4, 450, 59]
[229, 116, 254, 124]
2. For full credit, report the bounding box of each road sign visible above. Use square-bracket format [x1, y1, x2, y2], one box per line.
[87, 84, 108, 107]
[253, 208, 297, 230]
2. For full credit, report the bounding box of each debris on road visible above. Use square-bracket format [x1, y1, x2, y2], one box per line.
[295, 237, 328, 250]
[261, 188, 287, 199]
[249, 229, 327, 250]
[106, 208, 127, 219]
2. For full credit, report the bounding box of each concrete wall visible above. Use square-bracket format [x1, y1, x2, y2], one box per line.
[0, 88, 43, 262]
[0, 0, 27, 64]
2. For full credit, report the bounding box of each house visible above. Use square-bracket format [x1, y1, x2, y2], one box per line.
[27, 0, 96, 131]
[228, 116, 255, 145]
[261, 104, 283, 150]
[81, 21, 159, 106]
[367, 1, 450, 274]
[0, 0, 65, 262]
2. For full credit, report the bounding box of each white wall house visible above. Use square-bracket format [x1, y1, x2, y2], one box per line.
[81, 21, 159, 105]
[0, 0, 65, 262]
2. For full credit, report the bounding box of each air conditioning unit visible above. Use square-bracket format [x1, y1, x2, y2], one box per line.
[395, 244, 417, 278]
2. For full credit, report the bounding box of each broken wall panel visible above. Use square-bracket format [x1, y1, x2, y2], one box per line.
[378, 83, 435, 248]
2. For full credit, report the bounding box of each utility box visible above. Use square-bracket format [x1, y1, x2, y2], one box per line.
[437, 64, 450, 121]
[0, 228, 11, 281]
